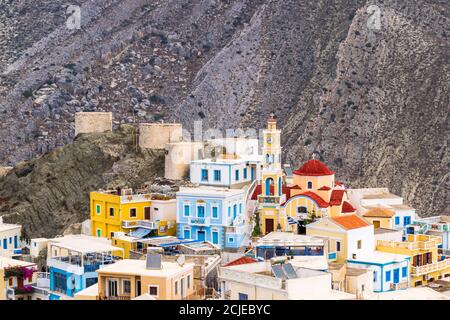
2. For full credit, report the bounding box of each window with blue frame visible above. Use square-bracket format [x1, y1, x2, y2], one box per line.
[395, 216, 400, 225]
[212, 206, 218, 219]
[213, 170, 221, 182]
[373, 271, 377, 282]
[9, 237, 12, 244]
[201, 169, 208, 181]
[184, 229, 190, 239]
[3, 239, 6, 249]
[53, 271, 67, 294]
[243, 168, 247, 179]
[228, 206, 231, 217]
[184, 205, 190, 217]
[212, 231, 219, 244]
[197, 206, 205, 217]
[402, 266, 407, 277]
[403, 216, 411, 226]
[235, 169, 239, 181]
[385, 270, 391, 282]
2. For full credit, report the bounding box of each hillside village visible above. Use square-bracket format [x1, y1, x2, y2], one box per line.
[0, 112, 449, 300]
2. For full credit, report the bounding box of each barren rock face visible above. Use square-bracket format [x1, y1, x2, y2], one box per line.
[0, 0, 448, 225]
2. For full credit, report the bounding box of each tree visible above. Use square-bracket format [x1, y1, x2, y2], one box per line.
[252, 211, 262, 237]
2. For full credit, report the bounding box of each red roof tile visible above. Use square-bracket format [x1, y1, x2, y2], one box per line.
[331, 214, 370, 230]
[341, 201, 356, 213]
[335, 181, 343, 186]
[330, 190, 345, 205]
[224, 256, 257, 267]
[318, 186, 331, 191]
[293, 159, 334, 176]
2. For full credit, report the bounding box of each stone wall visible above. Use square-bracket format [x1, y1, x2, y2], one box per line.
[74, 112, 113, 136]
[139, 123, 183, 149]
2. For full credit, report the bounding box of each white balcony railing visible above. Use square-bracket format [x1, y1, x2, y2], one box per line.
[122, 220, 157, 229]
[189, 217, 211, 226]
[411, 259, 450, 276]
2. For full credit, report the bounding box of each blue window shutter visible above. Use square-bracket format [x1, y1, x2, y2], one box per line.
[243, 168, 247, 179]
[386, 270, 391, 282]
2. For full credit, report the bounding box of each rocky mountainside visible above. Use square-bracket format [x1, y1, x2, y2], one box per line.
[0, 0, 448, 221]
[0, 125, 166, 238]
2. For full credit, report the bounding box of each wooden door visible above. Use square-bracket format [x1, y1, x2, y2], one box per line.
[265, 219, 274, 234]
[144, 207, 151, 220]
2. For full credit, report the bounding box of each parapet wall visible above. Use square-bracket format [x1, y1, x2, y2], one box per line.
[74, 112, 113, 136]
[139, 123, 183, 149]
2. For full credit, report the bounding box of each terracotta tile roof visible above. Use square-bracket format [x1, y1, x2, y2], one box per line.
[224, 256, 257, 267]
[331, 214, 370, 230]
[335, 181, 343, 186]
[293, 159, 335, 176]
[318, 186, 331, 191]
[330, 189, 346, 205]
[341, 201, 356, 213]
[363, 207, 395, 218]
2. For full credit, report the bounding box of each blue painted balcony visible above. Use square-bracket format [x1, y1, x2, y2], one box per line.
[328, 252, 337, 262]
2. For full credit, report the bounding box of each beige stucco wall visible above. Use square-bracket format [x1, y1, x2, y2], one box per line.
[139, 123, 183, 149]
[228, 281, 287, 300]
[74, 112, 112, 136]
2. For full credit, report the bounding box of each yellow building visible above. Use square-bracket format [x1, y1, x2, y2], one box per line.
[0, 257, 38, 300]
[306, 215, 374, 264]
[75, 256, 195, 300]
[254, 114, 357, 235]
[90, 188, 176, 240]
[377, 234, 450, 286]
[362, 207, 395, 229]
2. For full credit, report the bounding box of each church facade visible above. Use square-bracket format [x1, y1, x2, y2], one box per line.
[252, 114, 356, 235]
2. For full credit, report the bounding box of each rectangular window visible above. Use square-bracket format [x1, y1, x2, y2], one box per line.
[201, 169, 208, 182]
[109, 207, 115, 217]
[122, 280, 131, 294]
[212, 231, 219, 244]
[235, 169, 239, 181]
[357, 240, 362, 249]
[404, 216, 411, 226]
[175, 281, 178, 295]
[187, 275, 191, 289]
[96, 229, 102, 237]
[96, 204, 101, 215]
[130, 208, 137, 218]
[149, 286, 158, 296]
[197, 206, 205, 217]
[386, 270, 391, 282]
[228, 207, 231, 217]
[373, 271, 377, 282]
[184, 205, 190, 217]
[395, 216, 400, 225]
[402, 266, 407, 277]
[9, 237, 12, 244]
[239, 203, 242, 214]
[243, 168, 247, 179]
[238, 293, 249, 300]
[213, 170, 221, 182]
[336, 241, 341, 252]
[212, 206, 218, 218]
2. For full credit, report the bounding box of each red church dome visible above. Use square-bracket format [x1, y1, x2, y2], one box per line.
[293, 159, 334, 176]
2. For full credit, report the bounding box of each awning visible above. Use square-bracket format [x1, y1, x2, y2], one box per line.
[129, 228, 152, 238]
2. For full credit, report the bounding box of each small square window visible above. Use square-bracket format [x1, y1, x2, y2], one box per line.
[357, 240, 362, 249]
[96, 204, 101, 215]
[149, 286, 158, 296]
[109, 207, 115, 217]
[130, 208, 137, 218]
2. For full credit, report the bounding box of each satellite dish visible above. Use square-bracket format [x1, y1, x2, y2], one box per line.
[176, 255, 185, 266]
